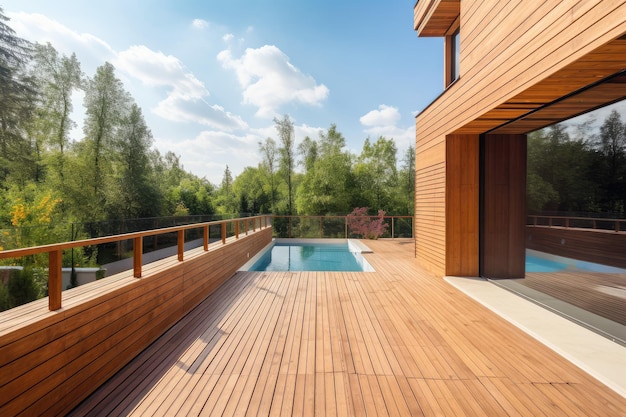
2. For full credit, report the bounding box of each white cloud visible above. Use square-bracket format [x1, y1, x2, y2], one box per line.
[116, 46, 207, 98]
[115, 45, 247, 130]
[156, 130, 262, 183]
[217, 45, 329, 118]
[154, 96, 248, 130]
[191, 19, 209, 29]
[222, 33, 234, 43]
[7, 11, 115, 69]
[360, 104, 401, 127]
[360, 105, 414, 151]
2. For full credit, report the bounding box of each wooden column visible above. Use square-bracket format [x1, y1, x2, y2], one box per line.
[446, 134, 480, 276]
[48, 250, 63, 310]
[133, 237, 143, 278]
[481, 134, 527, 278]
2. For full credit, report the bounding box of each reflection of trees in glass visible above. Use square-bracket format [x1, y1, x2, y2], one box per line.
[299, 245, 315, 260]
[528, 106, 626, 216]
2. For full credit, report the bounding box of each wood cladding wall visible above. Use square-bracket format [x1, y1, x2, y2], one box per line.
[413, 1, 626, 276]
[415, 1, 626, 143]
[415, 141, 446, 276]
[481, 135, 527, 278]
[0, 228, 272, 416]
[527, 227, 626, 270]
[446, 134, 479, 276]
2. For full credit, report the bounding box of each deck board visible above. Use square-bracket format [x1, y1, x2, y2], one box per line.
[70, 240, 626, 416]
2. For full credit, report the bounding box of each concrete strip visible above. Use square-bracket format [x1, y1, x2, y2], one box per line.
[445, 276, 626, 399]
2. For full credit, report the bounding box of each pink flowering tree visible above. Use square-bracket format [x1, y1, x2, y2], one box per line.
[347, 207, 389, 239]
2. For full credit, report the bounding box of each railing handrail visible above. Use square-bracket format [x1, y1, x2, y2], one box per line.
[527, 214, 625, 232]
[0, 216, 268, 259]
[0, 214, 413, 312]
[0, 215, 272, 311]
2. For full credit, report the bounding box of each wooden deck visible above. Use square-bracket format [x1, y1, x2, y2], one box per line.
[521, 271, 626, 327]
[70, 240, 626, 416]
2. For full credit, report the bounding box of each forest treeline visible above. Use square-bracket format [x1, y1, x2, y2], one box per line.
[528, 110, 626, 216]
[2, 6, 625, 254]
[0, 9, 415, 253]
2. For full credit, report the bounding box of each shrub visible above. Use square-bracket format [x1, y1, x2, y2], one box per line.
[347, 207, 389, 239]
[7, 267, 39, 308]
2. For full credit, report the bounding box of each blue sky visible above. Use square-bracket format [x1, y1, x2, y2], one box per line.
[3, 1, 443, 183]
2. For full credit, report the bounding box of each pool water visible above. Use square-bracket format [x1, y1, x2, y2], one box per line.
[525, 255, 567, 272]
[249, 243, 368, 272]
[525, 252, 626, 273]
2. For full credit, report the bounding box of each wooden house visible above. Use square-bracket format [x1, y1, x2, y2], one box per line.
[412, 0, 626, 278]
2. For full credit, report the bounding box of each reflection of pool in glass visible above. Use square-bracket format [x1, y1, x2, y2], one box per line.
[248, 242, 373, 272]
[525, 255, 567, 272]
[526, 250, 626, 273]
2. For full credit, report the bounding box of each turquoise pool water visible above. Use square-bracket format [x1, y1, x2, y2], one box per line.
[525, 252, 626, 273]
[525, 255, 567, 272]
[249, 242, 367, 272]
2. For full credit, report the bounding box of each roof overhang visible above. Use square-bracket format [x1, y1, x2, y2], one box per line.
[414, 0, 460, 37]
[455, 37, 626, 135]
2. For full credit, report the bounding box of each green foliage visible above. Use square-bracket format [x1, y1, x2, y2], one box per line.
[296, 124, 353, 215]
[528, 112, 626, 215]
[7, 267, 39, 307]
[275, 115, 295, 214]
[0, 282, 9, 311]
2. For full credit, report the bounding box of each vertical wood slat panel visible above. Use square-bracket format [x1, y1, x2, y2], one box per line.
[446, 134, 479, 276]
[481, 134, 527, 278]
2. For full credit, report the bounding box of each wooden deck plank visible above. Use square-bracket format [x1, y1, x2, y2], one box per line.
[67, 240, 626, 416]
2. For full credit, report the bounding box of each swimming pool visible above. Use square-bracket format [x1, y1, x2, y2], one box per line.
[525, 249, 626, 273]
[243, 240, 374, 272]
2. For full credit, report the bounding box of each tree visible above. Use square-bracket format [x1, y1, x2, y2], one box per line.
[258, 137, 278, 212]
[298, 135, 318, 173]
[0, 8, 37, 185]
[233, 166, 269, 214]
[81, 62, 130, 220]
[274, 114, 295, 214]
[215, 165, 238, 215]
[110, 103, 161, 218]
[296, 124, 353, 215]
[399, 146, 415, 215]
[596, 110, 626, 213]
[353, 136, 398, 213]
[30, 43, 83, 189]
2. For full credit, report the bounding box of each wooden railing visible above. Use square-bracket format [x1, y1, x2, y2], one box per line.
[0, 215, 272, 311]
[527, 214, 625, 233]
[271, 215, 414, 239]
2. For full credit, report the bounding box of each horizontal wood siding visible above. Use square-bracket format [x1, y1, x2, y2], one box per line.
[415, 140, 446, 276]
[527, 226, 626, 269]
[415, 1, 626, 143]
[446, 134, 479, 276]
[414, 2, 625, 277]
[0, 228, 272, 416]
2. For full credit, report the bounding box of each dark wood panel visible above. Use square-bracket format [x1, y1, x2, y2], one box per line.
[481, 134, 527, 278]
